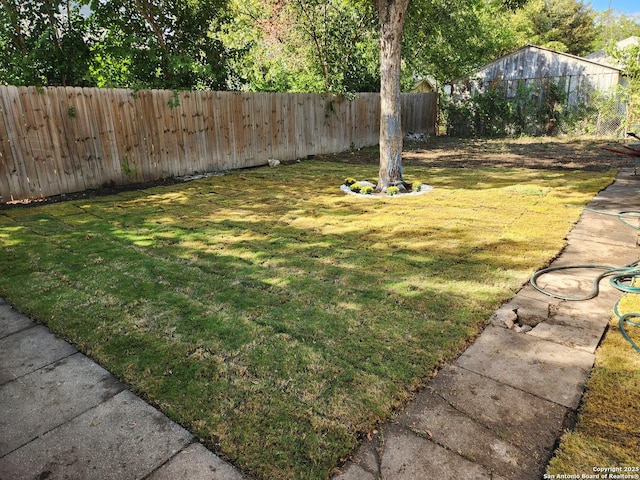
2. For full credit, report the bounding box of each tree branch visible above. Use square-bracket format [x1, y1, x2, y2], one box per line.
[0, 0, 27, 53]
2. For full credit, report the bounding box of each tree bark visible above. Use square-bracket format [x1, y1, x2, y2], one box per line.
[135, 0, 172, 83]
[0, 0, 27, 53]
[374, 0, 410, 193]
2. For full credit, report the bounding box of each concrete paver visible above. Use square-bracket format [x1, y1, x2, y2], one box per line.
[528, 320, 603, 352]
[0, 325, 76, 385]
[415, 365, 568, 460]
[334, 434, 381, 479]
[397, 388, 538, 478]
[552, 298, 615, 328]
[499, 290, 557, 326]
[379, 424, 506, 480]
[531, 268, 603, 300]
[549, 240, 638, 268]
[0, 313, 247, 480]
[0, 302, 35, 338]
[148, 443, 249, 480]
[456, 326, 594, 409]
[333, 463, 376, 480]
[0, 353, 124, 456]
[0, 390, 192, 480]
[566, 210, 637, 246]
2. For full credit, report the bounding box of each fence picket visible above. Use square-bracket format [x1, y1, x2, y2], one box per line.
[7, 87, 43, 198]
[21, 87, 55, 197]
[0, 86, 26, 202]
[0, 88, 436, 203]
[38, 88, 71, 196]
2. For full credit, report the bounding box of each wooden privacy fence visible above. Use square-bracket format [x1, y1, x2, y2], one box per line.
[0, 87, 436, 203]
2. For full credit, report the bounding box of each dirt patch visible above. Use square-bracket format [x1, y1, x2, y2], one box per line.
[0, 177, 185, 210]
[322, 136, 636, 171]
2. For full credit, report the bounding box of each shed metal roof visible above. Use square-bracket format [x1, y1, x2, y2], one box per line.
[475, 44, 623, 78]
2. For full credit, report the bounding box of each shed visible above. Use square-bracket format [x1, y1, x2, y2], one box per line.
[463, 44, 623, 107]
[412, 77, 437, 93]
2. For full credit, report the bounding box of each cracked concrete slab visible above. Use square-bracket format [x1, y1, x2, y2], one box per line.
[455, 326, 594, 409]
[396, 388, 540, 479]
[0, 390, 193, 480]
[499, 294, 554, 326]
[527, 321, 604, 353]
[415, 365, 569, 460]
[379, 424, 506, 480]
[333, 432, 381, 480]
[551, 300, 614, 329]
[333, 462, 377, 480]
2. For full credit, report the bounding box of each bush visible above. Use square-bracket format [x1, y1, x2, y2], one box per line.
[344, 177, 357, 187]
[350, 183, 362, 193]
[387, 186, 400, 196]
[444, 78, 576, 137]
[360, 185, 374, 195]
[412, 182, 423, 192]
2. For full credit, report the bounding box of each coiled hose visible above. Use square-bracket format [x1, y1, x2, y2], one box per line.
[530, 208, 640, 354]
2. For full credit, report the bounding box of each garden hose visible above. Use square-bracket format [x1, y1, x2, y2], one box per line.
[530, 208, 640, 354]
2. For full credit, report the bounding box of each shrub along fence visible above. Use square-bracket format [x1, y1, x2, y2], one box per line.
[0, 87, 436, 203]
[445, 76, 631, 138]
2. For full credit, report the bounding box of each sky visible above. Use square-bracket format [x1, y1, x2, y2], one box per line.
[588, 0, 640, 16]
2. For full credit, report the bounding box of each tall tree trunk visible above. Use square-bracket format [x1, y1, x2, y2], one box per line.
[374, 0, 410, 193]
[0, 0, 27, 53]
[135, 0, 172, 84]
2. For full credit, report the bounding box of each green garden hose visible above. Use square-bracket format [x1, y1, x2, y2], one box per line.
[530, 208, 640, 354]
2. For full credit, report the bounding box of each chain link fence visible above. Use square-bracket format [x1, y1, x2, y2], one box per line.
[444, 76, 636, 138]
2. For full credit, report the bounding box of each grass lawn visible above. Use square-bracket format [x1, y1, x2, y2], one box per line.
[0, 159, 616, 479]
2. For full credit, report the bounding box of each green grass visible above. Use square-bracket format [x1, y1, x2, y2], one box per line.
[0, 161, 616, 479]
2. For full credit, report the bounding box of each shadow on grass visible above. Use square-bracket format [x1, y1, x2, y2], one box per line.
[0, 161, 615, 480]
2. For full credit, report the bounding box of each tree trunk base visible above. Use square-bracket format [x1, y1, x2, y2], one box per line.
[374, 181, 412, 194]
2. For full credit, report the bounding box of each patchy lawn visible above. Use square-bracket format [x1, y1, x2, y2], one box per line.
[0, 143, 620, 479]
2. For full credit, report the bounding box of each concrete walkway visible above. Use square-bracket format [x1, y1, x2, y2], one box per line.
[0, 306, 248, 479]
[1, 169, 639, 480]
[334, 169, 640, 480]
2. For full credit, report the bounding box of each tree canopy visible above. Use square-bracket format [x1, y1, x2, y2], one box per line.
[0, 0, 637, 91]
[0, 0, 92, 86]
[0, 0, 228, 89]
[595, 9, 640, 50]
[403, 0, 517, 86]
[509, 0, 598, 56]
[214, 0, 379, 93]
[88, 0, 228, 89]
